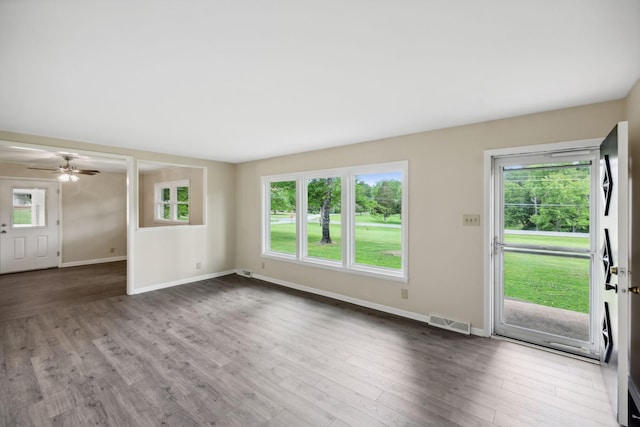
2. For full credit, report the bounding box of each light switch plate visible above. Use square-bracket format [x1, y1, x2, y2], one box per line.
[463, 214, 480, 226]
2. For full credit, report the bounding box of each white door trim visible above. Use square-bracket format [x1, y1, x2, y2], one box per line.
[483, 138, 602, 337]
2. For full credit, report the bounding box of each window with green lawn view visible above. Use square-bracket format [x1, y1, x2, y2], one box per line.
[12, 188, 46, 228]
[307, 177, 341, 261]
[268, 180, 297, 255]
[263, 162, 407, 279]
[354, 173, 402, 269]
[155, 180, 189, 223]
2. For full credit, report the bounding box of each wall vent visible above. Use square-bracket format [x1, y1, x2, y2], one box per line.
[238, 269, 253, 278]
[428, 315, 471, 335]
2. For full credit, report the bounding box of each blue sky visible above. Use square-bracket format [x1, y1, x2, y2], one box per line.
[356, 172, 402, 186]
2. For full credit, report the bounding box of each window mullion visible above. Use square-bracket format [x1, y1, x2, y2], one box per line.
[401, 169, 408, 276]
[262, 178, 270, 253]
[298, 178, 306, 261]
[172, 185, 178, 221]
[343, 173, 351, 269]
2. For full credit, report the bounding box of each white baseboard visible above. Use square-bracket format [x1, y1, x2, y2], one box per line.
[249, 272, 484, 337]
[131, 269, 236, 295]
[470, 327, 485, 337]
[61, 256, 127, 268]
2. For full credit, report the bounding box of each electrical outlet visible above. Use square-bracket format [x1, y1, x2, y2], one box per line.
[463, 214, 481, 226]
[261, 262, 265, 269]
[401, 289, 408, 299]
[110, 247, 115, 253]
[196, 262, 201, 269]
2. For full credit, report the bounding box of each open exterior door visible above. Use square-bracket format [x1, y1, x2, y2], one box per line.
[599, 122, 630, 425]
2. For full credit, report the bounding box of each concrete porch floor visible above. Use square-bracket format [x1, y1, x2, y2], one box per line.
[503, 298, 590, 342]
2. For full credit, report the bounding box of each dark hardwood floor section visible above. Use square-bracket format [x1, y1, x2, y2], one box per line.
[0, 273, 615, 426]
[0, 261, 126, 324]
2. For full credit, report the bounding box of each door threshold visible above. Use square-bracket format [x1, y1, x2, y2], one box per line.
[491, 334, 599, 364]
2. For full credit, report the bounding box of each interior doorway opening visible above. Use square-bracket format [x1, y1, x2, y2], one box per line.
[0, 141, 132, 293]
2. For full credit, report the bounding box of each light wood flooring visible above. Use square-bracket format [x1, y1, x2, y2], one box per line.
[0, 270, 616, 426]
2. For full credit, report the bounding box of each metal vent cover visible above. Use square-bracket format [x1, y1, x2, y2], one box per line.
[428, 315, 471, 335]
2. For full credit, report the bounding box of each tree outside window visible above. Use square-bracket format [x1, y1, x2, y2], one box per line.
[262, 162, 407, 280]
[307, 177, 341, 260]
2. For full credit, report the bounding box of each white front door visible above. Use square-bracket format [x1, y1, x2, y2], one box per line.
[598, 122, 630, 426]
[0, 179, 60, 274]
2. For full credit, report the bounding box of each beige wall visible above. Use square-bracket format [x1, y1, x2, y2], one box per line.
[139, 166, 205, 227]
[627, 79, 640, 386]
[61, 170, 127, 263]
[0, 132, 237, 292]
[134, 159, 235, 289]
[235, 99, 626, 331]
[0, 162, 126, 264]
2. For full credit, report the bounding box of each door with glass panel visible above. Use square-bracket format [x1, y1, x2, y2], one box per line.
[0, 179, 60, 273]
[493, 151, 598, 357]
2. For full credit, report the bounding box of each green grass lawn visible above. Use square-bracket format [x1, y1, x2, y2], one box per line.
[270, 222, 401, 269]
[504, 233, 590, 313]
[504, 251, 589, 313]
[352, 213, 401, 225]
[354, 226, 401, 268]
[13, 208, 32, 225]
[271, 224, 590, 313]
[307, 223, 342, 260]
[269, 223, 297, 255]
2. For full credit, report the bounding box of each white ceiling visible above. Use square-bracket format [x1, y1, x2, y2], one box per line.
[1, 1, 639, 164]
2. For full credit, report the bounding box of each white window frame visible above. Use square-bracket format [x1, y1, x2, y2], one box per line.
[155, 179, 190, 223]
[263, 178, 299, 260]
[262, 161, 408, 282]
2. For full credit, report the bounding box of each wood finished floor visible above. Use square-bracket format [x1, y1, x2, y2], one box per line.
[0, 271, 615, 426]
[0, 261, 126, 324]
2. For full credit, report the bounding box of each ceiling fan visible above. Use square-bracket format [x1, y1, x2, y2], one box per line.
[28, 154, 100, 182]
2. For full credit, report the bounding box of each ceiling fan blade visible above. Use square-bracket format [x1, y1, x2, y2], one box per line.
[77, 170, 100, 175]
[27, 167, 59, 171]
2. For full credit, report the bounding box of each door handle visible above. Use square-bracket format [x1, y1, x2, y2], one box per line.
[630, 287, 640, 294]
[605, 284, 618, 292]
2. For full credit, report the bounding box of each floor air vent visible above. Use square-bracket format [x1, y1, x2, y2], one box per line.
[238, 269, 253, 278]
[428, 315, 471, 335]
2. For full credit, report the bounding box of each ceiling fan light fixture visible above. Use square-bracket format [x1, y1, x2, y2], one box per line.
[58, 172, 79, 182]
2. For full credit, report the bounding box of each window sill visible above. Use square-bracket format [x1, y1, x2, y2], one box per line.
[154, 220, 190, 225]
[137, 223, 206, 231]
